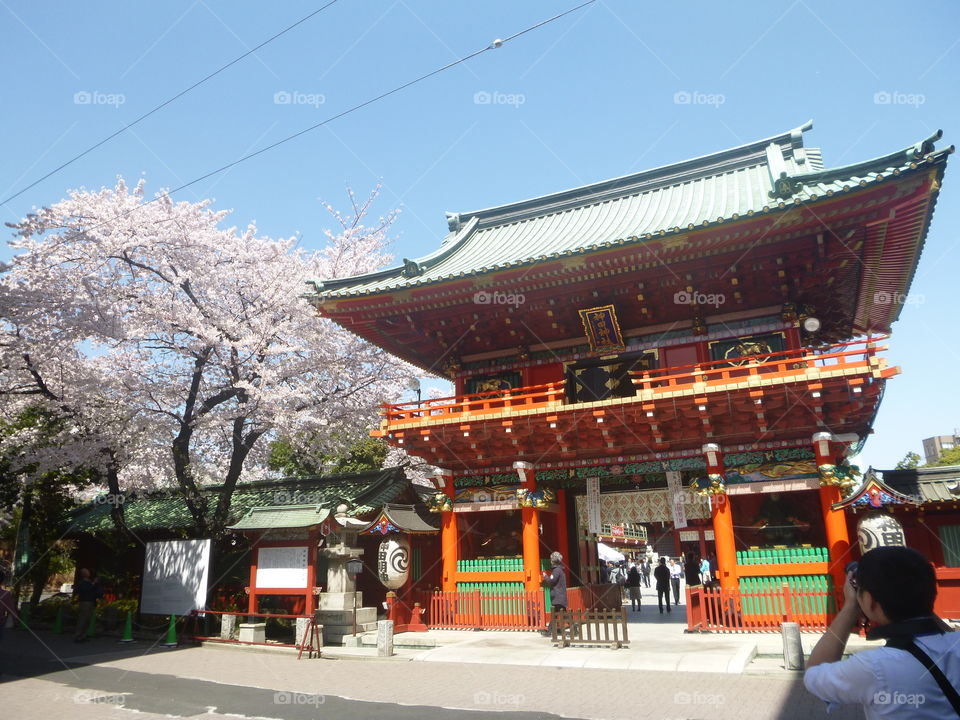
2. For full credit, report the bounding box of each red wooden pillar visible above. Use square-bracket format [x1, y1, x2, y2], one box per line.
[555, 488, 570, 580]
[813, 432, 851, 596]
[305, 531, 318, 614]
[437, 469, 458, 593]
[704, 444, 738, 595]
[514, 461, 541, 592]
[247, 539, 259, 614]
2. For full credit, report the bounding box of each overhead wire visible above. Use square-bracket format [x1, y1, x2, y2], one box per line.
[1, 0, 343, 207]
[61, 0, 599, 235]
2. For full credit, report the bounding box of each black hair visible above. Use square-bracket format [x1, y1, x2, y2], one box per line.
[856, 546, 936, 622]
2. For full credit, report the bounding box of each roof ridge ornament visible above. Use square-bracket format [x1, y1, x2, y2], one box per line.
[909, 129, 942, 160]
[402, 258, 423, 278]
[769, 171, 803, 199]
[446, 212, 462, 232]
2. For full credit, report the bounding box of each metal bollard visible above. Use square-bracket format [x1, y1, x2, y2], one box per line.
[781, 621, 804, 670]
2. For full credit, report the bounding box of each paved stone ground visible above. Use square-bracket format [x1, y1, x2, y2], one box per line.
[0, 621, 861, 720]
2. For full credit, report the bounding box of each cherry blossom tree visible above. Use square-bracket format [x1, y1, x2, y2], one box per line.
[0, 179, 410, 536]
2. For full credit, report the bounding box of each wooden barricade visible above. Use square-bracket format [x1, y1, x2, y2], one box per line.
[551, 608, 629, 648]
[422, 589, 547, 630]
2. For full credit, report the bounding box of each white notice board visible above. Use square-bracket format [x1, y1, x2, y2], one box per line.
[141, 539, 211, 615]
[256, 546, 309, 589]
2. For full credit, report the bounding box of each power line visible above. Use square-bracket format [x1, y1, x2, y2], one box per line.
[77, 0, 597, 234]
[1, 0, 342, 207]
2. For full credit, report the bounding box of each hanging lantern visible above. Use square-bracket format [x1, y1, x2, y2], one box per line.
[377, 535, 410, 589]
[857, 511, 906, 553]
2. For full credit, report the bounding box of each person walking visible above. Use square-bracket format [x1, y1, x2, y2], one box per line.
[654, 558, 671, 613]
[640, 558, 651, 588]
[73, 568, 102, 642]
[541, 551, 567, 637]
[669, 558, 682, 606]
[699, 555, 711, 584]
[625, 564, 642, 612]
[684, 552, 702, 589]
[805, 547, 959, 718]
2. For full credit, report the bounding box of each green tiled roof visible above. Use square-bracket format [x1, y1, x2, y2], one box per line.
[309, 122, 951, 299]
[66, 467, 408, 535]
[229, 505, 330, 530]
[881, 466, 960, 504]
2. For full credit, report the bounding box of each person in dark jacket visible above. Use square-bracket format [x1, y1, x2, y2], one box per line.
[626, 564, 642, 611]
[542, 551, 567, 636]
[654, 557, 672, 613]
[684, 552, 702, 590]
[73, 568, 102, 642]
[640, 558, 651, 588]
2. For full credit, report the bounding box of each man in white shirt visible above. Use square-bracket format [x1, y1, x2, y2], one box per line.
[668, 558, 682, 605]
[804, 546, 960, 718]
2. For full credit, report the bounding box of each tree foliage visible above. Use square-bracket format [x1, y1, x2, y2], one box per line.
[895, 451, 921, 470]
[0, 180, 410, 536]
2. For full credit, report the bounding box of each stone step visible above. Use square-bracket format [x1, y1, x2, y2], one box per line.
[316, 607, 379, 626]
[326, 623, 379, 644]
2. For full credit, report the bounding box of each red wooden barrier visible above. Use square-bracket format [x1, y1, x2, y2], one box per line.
[686, 584, 837, 633]
[422, 590, 547, 630]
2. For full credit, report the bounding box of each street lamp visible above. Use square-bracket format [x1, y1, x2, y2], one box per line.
[347, 558, 363, 638]
[406, 378, 422, 407]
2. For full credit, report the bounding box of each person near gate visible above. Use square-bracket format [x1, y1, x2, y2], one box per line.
[700, 555, 711, 584]
[625, 563, 642, 612]
[684, 552, 702, 589]
[73, 568, 103, 642]
[669, 558, 682, 605]
[541, 551, 567, 637]
[654, 557, 672, 614]
[640, 557, 651, 588]
[805, 546, 960, 719]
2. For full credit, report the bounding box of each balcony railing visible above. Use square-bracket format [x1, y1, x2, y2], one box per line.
[380, 337, 887, 427]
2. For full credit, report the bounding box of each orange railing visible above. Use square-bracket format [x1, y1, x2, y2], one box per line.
[381, 337, 888, 427]
[686, 584, 838, 633]
[383, 381, 565, 425]
[421, 589, 547, 630]
[631, 336, 887, 395]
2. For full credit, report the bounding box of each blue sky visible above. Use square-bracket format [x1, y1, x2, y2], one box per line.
[1, 1, 957, 470]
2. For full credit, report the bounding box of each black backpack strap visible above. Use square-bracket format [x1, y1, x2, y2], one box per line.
[900, 641, 960, 717]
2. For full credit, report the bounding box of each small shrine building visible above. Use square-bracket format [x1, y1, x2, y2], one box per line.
[308, 122, 951, 629]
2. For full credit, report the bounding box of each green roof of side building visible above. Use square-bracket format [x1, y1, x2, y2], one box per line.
[308, 122, 950, 299]
[880, 465, 960, 504]
[67, 467, 409, 535]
